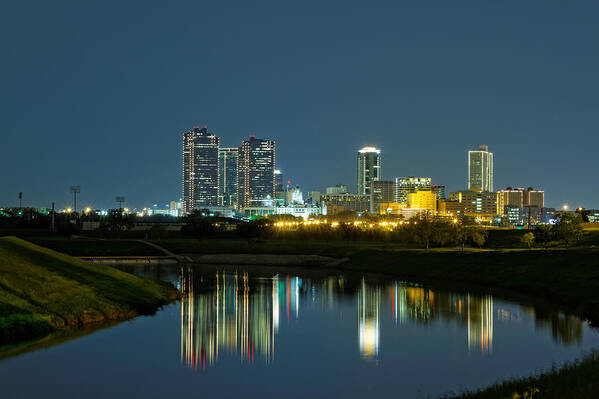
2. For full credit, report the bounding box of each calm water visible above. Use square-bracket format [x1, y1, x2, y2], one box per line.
[1, 264, 598, 398]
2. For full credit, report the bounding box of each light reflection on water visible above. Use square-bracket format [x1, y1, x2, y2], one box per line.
[1, 264, 594, 399]
[176, 266, 582, 370]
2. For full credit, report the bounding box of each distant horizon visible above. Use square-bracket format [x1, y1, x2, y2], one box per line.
[0, 131, 575, 211]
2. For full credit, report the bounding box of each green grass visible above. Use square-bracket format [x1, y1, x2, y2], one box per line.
[448, 351, 599, 399]
[0, 236, 178, 348]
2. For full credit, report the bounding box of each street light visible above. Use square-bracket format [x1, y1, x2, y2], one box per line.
[562, 204, 569, 211]
[70, 186, 80, 212]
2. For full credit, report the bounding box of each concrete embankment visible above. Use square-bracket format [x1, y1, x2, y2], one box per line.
[187, 253, 349, 266]
[80, 256, 179, 265]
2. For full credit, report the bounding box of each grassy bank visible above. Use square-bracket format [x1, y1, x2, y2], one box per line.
[450, 351, 599, 398]
[0, 237, 178, 348]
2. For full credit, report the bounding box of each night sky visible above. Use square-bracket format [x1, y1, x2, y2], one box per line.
[2, 1, 598, 210]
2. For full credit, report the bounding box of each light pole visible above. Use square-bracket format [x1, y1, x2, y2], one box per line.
[116, 196, 125, 210]
[70, 186, 81, 213]
[51, 202, 55, 233]
[18, 192, 22, 208]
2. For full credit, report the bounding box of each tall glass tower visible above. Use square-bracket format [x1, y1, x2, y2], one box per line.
[468, 144, 493, 192]
[182, 126, 220, 213]
[237, 136, 276, 209]
[218, 147, 238, 207]
[357, 147, 381, 196]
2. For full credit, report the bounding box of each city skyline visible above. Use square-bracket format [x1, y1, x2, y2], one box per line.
[0, 135, 573, 211]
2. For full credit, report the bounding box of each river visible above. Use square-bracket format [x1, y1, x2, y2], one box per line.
[1, 264, 598, 398]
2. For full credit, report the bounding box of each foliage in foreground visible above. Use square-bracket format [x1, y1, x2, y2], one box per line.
[447, 351, 599, 399]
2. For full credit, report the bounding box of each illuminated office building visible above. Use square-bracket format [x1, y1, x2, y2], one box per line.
[468, 144, 493, 192]
[371, 180, 395, 212]
[449, 190, 497, 216]
[182, 126, 220, 213]
[357, 147, 381, 196]
[524, 188, 544, 208]
[497, 187, 545, 215]
[237, 136, 276, 209]
[437, 199, 464, 217]
[432, 185, 446, 200]
[407, 190, 437, 214]
[497, 188, 524, 215]
[218, 147, 238, 207]
[394, 177, 432, 204]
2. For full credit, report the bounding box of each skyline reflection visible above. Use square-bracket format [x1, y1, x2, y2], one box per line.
[177, 266, 584, 370]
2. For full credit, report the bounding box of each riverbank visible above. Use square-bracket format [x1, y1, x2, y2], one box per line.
[0, 236, 178, 348]
[6, 236, 599, 398]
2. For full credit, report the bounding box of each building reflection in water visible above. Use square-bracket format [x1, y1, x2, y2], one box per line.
[358, 278, 380, 360]
[467, 295, 494, 355]
[178, 267, 583, 369]
[180, 270, 282, 370]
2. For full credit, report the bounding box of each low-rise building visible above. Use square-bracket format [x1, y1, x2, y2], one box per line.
[449, 190, 497, 217]
[407, 190, 437, 214]
[275, 204, 322, 220]
[325, 184, 348, 195]
[321, 193, 370, 213]
[437, 199, 464, 217]
[503, 206, 556, 226]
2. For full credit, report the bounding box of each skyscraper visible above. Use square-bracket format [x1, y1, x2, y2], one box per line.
[237, 136, 276, 209]
[357, 147, 381, 196]
[182, 126, 220, 213]
[218, 147, 238, 207]
[468, 144, 493, 192]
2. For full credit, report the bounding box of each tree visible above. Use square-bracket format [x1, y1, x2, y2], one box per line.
[470, 227, 488, 248]
[520, 232, 535, 249]
[103, 209, 135, 232]
[432, 219, 455, 247]
[237, 219, 270, 241]
[182, 210, 216, 239]
[453, 224, 487, 252]
[454, 224, 469, 253]
[411, 214, 435, 249]
[534, 224, 553, 248]
[554, 213, 583, 249]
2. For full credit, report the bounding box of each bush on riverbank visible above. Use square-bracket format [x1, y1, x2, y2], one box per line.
[0, 237, 178, 347]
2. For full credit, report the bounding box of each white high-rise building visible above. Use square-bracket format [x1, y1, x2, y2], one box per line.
[357, 147, 381, 196]
[468, 144, 493, 192]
